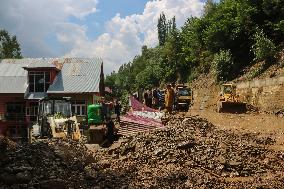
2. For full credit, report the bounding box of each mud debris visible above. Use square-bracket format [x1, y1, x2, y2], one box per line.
[91, 115, 284, 188]
[0, 115, 284, 188]
[0, 139, 95, 188]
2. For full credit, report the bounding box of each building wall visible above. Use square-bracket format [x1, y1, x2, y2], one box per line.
[0, 93, 99, 137]
[0, 94, 27, 137]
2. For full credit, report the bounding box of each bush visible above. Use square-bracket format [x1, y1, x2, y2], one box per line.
[280, 60, 284, 68]
[213, 49, 234, 82]
[187, 68, 199, 83]
[248, 67, 264, 79]
[251, 30, 276, 61]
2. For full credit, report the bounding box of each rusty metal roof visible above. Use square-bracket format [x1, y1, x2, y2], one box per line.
[47, 58, 103, 93]
[0, 58, 103, 94]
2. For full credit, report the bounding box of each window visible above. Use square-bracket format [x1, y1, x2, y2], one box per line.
[178, 89, 191, 96]
[6, 102, 25, 121]
[54, 100, 71, 117]
[72, 100, 87, 116]
[28, 71, 51, 92]
[26, 102, 38, 121]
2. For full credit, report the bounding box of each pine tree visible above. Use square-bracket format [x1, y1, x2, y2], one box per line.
[157, 12, 167, 46]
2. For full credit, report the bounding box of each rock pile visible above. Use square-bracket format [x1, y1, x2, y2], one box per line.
[1, 115, 284, 188]
[0, 138, 95, 189]
[89, 115, 284, 188]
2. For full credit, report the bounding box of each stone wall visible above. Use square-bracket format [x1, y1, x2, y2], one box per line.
[237, 76, 284, 112]
[190, 76, 284, 112]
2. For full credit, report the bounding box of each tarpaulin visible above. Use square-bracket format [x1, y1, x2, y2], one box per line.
[119, 96, 164, 135]
[129, 96, 158, 112]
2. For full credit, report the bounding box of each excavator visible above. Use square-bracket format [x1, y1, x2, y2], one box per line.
[217, 83, 247, 113]
[29, 97, 81, 142]
[87, 101, 118, 145]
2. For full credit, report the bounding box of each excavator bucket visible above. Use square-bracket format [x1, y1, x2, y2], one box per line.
[218, 101, 247, 113]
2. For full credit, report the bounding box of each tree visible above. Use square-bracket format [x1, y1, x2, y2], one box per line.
[251, 29, 276, 61]
[213, 49, 234, 82]
[0, 30, 22, 59]
[157, 12, 167, 46]
[107, 0, 284, 94]
[203, 0, 217, 16]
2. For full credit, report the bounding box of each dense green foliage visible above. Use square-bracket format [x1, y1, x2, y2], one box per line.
[213, 50, 234, 82]
[0, 30, 22, 59]
[251, 29, 276, 61]
[106, 0, 284, 97]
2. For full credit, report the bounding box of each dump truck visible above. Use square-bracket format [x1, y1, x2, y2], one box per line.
[217, 83, 247, 113]
[29, 97, 81, 142]
[176, 85, 193, 111]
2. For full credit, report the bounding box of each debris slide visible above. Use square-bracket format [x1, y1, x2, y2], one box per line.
[1, 115, 284, 188]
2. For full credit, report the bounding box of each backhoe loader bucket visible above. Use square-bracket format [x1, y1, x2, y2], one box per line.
[217, 101, 247, 113]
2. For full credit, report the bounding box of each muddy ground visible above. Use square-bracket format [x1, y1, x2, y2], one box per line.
[0, 112, 284, 189]
[189, 110, 284, 151]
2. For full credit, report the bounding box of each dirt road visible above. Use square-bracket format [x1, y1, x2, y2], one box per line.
[189, 110, 284, 151]
[189, 110, 284, 133]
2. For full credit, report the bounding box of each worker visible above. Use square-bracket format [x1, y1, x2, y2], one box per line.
[143, 90, 149, 106]
[147, 89, 153, 108]
[165, 84, 174, 113]
[101, 97, 108, 122]
[106, 118, 115, 143]
[114, 100, 122, 122]
[157, 89, 163, 110]
[152, 88, 158, 109]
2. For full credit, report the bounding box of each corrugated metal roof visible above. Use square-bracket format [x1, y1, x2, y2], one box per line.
[0, 58, 103, 94]
[47, 58, 102, 93]
[0, 76, 27, 93]
[1, 58, 57, 68]
[0, 59, 29, 93]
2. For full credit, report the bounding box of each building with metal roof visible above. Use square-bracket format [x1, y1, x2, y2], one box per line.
[0, 58, 104, 139]
[0, 58, 103, 94]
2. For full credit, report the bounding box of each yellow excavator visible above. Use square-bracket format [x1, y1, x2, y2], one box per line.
[217, 83, 247, 113]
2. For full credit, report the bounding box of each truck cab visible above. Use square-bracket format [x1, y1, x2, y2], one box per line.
[176, 85, 193, 111]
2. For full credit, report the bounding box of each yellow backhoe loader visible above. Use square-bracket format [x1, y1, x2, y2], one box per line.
[217, 83, 246, 113]
[29, 97, 81, 142]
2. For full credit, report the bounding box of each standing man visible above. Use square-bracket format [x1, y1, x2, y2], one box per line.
[114, 100, 122, 122]
[147, 90, 153, 108]
[165, 84, 174, 114]
[157, 89, 163, 110]
[152, 88, 158, 109]
[101, 97, 108, 122]
[143, 90, 149, 106]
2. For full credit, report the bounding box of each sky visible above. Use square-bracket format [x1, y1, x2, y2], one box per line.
[0, 0, 213, 74]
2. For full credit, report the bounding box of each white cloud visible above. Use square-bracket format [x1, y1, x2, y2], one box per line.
[65, 0, 205, 73]
[0, 0, 98, 57]
[0, 0, 205, 74]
